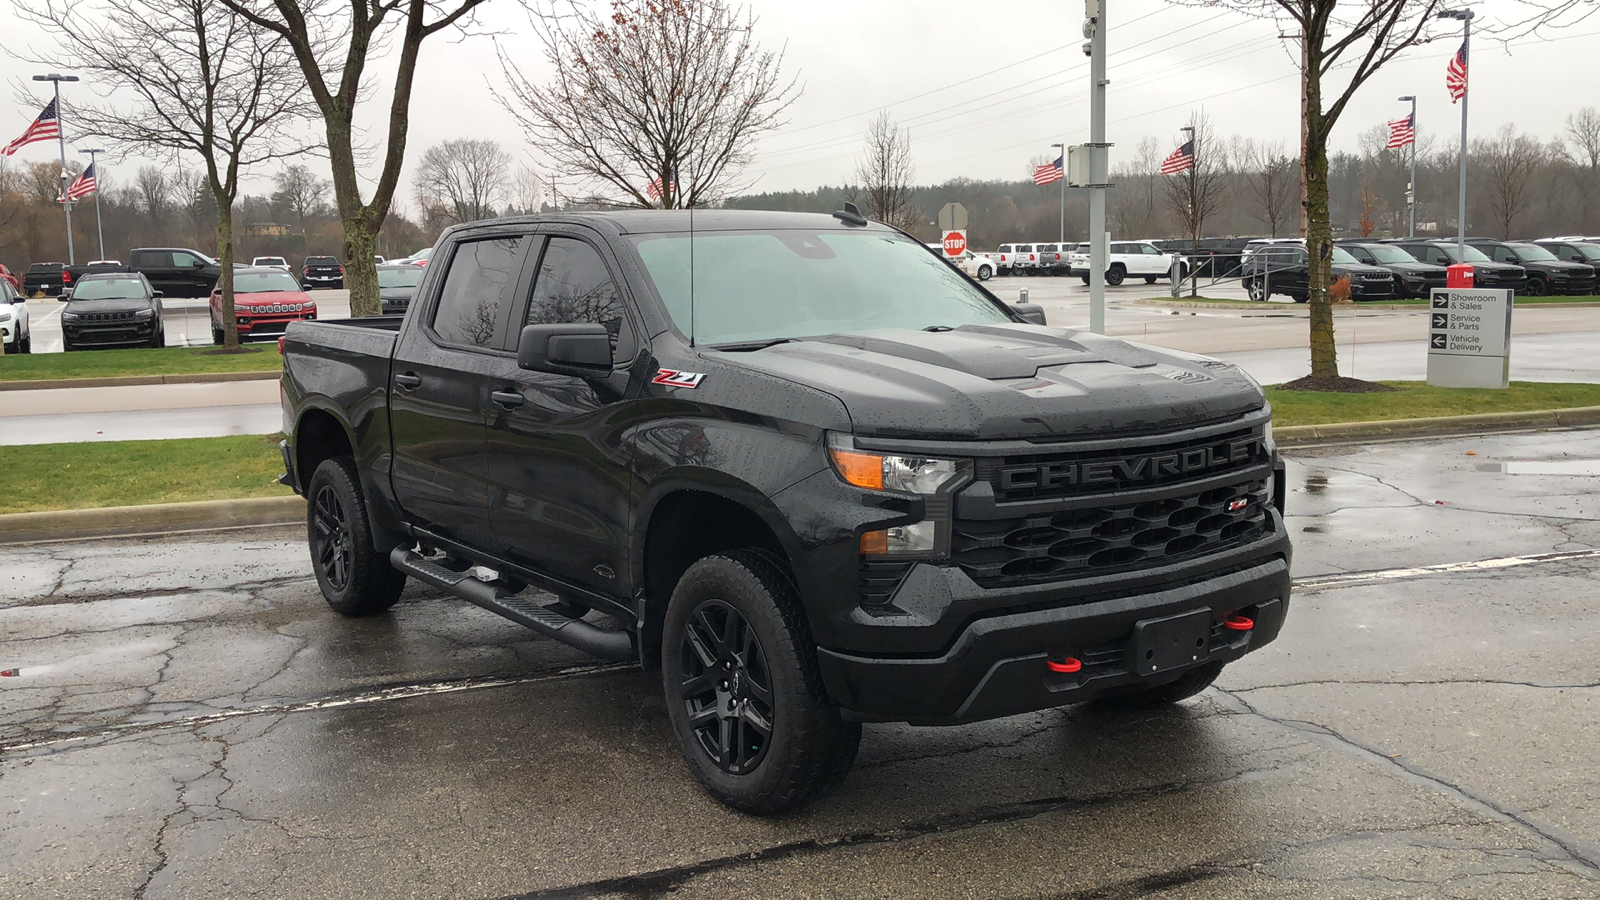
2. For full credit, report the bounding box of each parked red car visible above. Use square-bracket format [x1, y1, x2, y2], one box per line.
[0, 263, 18, 291]
[210, 266, 317, 343]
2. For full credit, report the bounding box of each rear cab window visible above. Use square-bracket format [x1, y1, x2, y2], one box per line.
[430, 235, 530, 350]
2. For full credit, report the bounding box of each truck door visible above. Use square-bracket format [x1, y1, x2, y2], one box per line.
[389, 231, 536, 551]
[133, 250, 174, 296]
[482, 231, 642, 595]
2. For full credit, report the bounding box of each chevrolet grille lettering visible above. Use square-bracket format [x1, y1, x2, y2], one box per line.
[997, 438, 1260, 491]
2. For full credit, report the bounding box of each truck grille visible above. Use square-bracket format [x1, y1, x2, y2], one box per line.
[976, 426, 1265, 503]
[951, 478, 1272, 588]
[78, 311, 138, 323]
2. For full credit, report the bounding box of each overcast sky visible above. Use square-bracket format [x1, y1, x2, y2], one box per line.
[1, 0, 1595, 215]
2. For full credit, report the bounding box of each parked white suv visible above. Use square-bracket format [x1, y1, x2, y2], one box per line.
[925, 245, 997, 281]
[1068, 241, 1186, 285]
[1, 278, 31, 353]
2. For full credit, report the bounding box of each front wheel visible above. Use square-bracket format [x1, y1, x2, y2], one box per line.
[977, 265, 992, 281]
[1143, 275, 1157, 284]
[1523, 276, 1548, 297]
[1246, 279, 1267, 302]
[211, 322, 224, 345]
[663, 551, 861, 815]
[306, 457, 406, 617]
[1106, 264, 1126, 286]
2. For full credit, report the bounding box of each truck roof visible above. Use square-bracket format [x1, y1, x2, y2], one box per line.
[446, 209, 898, 236]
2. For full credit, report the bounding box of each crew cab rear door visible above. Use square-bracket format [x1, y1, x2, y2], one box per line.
[480, 229, 643, 595]
[388, 230, 537, 550]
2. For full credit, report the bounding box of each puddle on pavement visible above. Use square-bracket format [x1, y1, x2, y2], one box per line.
[1475, 460, 1600, 476]
[1301, 526, 1324, 534]
[1304, 473, 1329, 494]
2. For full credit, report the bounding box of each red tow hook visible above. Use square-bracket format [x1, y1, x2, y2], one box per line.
[1046, 655, 1083, 674]
[1223, 613, 1255, 631]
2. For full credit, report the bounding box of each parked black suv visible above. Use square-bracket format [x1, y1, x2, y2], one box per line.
[60, 272, 165, 350]
[278, 209, 1291, 815]
[1386, 240, 1525, 290]
[1241, 243, 1395, 302]
[1336, 241, 1448, 298]
[1533, 238, 1600, 271]
[1466, 239, 1596, 296]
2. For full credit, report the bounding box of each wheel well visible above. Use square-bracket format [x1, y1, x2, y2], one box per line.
[294, 409, 353, 489]
[639, 490, 790, 670]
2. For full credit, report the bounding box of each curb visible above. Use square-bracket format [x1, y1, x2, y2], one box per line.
[0, 496, 304, 544]
[3, 408, 1598, 543]
[1274, 405, 1600, 446]
[1129, 298, 1600, 312]
[0, 371, 280, 392]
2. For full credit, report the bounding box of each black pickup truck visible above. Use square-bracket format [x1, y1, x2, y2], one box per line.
[61, 248, 222, 299]
[278, 209, 1292, 814]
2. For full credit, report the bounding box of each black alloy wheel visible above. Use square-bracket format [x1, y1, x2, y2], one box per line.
[1524, 276, 1549, 297]
[312, 482, 354, 592]
[1106, 264, 1126, 286]
[679, 598, 775, 776]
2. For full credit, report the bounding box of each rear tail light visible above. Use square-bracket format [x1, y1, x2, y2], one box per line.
[338, 266, 344, 275]
[303, 266, 310, 274]
[277, 336, 287, 354]
[62, 270, 72, 284]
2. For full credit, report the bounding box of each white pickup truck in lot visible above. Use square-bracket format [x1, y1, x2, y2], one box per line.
[1068, 241, 1187, 285]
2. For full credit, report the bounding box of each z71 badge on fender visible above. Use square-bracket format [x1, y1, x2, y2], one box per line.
[652, 368, 706, 388]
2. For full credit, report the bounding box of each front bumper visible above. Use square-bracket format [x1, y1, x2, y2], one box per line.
[818, 552, 1290, 724]
[236, 311, 315, 338]
[64, 322, 155, 346]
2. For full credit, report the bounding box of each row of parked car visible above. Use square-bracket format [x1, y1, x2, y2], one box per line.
[991, 241, 1191, 284]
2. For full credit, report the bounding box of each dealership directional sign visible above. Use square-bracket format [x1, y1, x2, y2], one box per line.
[1426, 288, 1513, 389]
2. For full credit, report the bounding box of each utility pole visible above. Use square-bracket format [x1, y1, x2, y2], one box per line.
[1051, 141, 1065, 242]
[77, 147, 106, 260]
[1438, 8, 1474, 256]
[32, 73, 80, 265]
[1398, 96, 1417, 237]
[1086, 0, 1109, 335]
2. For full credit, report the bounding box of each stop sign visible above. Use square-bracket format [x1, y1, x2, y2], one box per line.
[942, 230, 967, 257]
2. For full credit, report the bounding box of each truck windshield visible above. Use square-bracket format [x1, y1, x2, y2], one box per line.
[377, 267, 422, 288]
[70, 278, 147, 300]
[629, 230, 1013, 347]
[235, 271, 303, 293]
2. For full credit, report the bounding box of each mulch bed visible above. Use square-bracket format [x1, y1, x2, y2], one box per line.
[1277, 376, 1399, 394]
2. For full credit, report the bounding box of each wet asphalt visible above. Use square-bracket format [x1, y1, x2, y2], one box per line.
[4, 428, 1600, 898]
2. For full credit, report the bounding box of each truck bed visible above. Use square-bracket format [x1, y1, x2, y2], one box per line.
[280, 318, 403, 427]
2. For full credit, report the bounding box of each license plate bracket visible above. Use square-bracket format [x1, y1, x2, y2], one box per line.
[1128, 608, 1212, 677]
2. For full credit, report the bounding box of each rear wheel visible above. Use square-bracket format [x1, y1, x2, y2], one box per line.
[1098, 661, 1225, 710]
[306, 457, 406, 617]
[663, 551, 861, 815]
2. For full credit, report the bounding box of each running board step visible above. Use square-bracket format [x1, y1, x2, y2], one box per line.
[390, 548, 634, 661]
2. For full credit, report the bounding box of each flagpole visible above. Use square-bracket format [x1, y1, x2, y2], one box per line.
[1051, 142, 1065, 243]
[1398, 96, 1417, 237]
[1439, 9, 1473, 257]
[33, 73, 79, 266]
[79, 148, 105, 260]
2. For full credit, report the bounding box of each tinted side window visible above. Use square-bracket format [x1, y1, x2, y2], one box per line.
[432, 236, 527, 349]
[1491, 245, 1516, 262]
[170, 251, 203, 267]
[140, 250, 175, 268]
[525, 237, 630, 358]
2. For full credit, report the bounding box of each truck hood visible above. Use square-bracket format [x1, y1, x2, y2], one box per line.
[712, 324, 1265, 440]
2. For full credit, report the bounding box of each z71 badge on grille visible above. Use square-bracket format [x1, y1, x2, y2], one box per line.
[652, 368, 706, 388]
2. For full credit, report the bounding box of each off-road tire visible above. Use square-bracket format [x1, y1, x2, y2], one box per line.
[663, 550, 861, 815]
[306, 457, 406, 617]
[1097, 661, 1225, 710]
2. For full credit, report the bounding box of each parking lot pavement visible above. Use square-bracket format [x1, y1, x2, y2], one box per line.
[4, 429, 1600, 897]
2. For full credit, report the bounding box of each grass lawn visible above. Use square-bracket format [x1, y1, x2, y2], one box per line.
[2, 434, 292, 515]
[1140, 295, 1600, 308]
[0, 345, 282, 382]
[1267, 381, 1600, 427]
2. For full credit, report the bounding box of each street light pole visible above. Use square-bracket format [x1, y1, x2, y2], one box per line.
[1050, 141, 1065, 243]
[77, 147, 106, 260]
[1398, 95, 1416, 237]
[32, 73, 80, 265]
[1438, 8, 1474, 257]
[1086, 0, 1109, 335]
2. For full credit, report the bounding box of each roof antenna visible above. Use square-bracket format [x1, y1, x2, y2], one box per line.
[833, 201, 868, 227]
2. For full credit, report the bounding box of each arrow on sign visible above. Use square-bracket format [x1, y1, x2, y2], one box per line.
[1431, 334, 1447, 349]
[1432, 295, 1450, 309]
[1432, 313, 1449, 329]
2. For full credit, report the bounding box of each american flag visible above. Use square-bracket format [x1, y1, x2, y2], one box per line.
[1033, 156, 1064, 186]
[67, 162, 97, 200]
[645, 176, 663, 201]
[1386, 113, 1415, 150]
[3, 98, 61, 157]
[1446, 40, 1468, 103]
[1160, 141, 1195, 175]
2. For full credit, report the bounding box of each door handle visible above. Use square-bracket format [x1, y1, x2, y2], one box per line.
[490, 390, 525, 409]
[394, 372, 422, 390]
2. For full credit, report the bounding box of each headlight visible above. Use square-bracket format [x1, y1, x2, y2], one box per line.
[0, 309, 11, 322]
[60, 312, 79, 323]
[827, 435, 967, 494]
[134, 308, 155, 320]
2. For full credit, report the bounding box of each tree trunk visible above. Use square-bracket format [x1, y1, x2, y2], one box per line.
[216, 196, 241, 351]
[1303, 43, 1338, 381]
[343, 219, 380, 318]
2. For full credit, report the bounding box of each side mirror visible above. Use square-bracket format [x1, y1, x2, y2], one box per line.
[193, 260, 206, 268]
[152, 291, 164, 299]
[1013, 303, 1047, 325]
[516, 323, 613, 378]
[59, 291, 72, 301]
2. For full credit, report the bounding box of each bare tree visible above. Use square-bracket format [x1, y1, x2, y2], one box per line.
[853, 111, 920, 232]
[273, 163, 330, 236]
[1563, 107, 1600, 233]
[497, 0, 797, 209]
[1234, 137, 1298, 237]
[1475, 124, 1545, 239]
[1163, 112, 1228, 296]
[19, 0, 315, 350]
[133, 167, 172, 221]
[222, 0, 495, 318]
[413, 139, 513, 225]
[1113, 137, 1164, 239]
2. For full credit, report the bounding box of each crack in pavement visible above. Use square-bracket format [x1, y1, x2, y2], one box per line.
[1289, 547, 1600, 594]
[9, 574, 316, 609]
[1231, 678, 1600, 693]
[1210, 687, 1600, 875]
